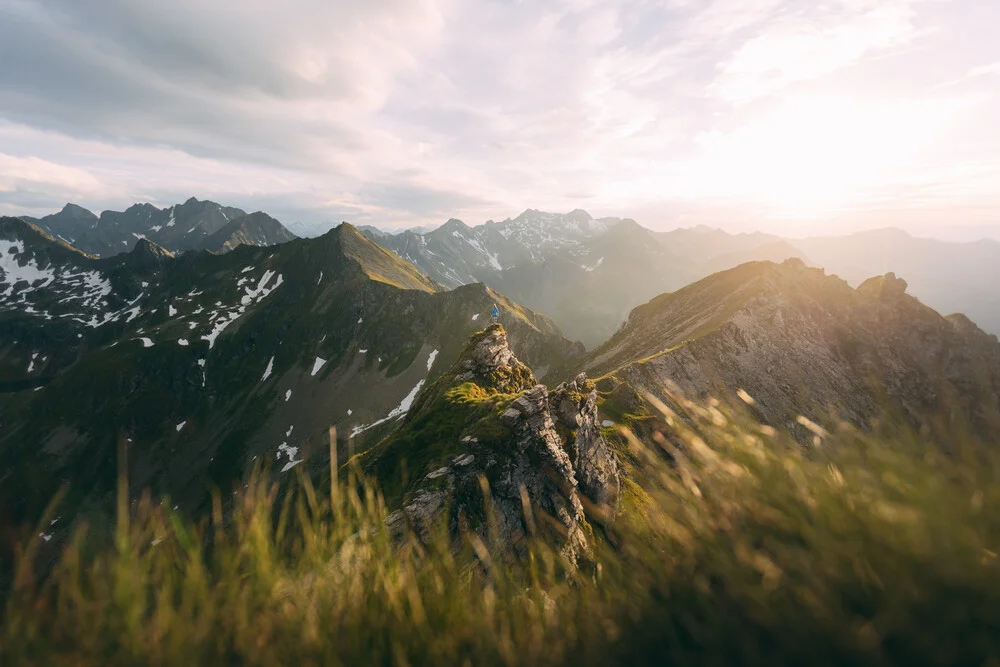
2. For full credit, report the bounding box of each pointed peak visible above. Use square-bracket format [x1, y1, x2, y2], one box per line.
[439, 217, 471, 232]
[565, 208, 592, 222]
[183, 196, 200, 205]
[606, 217, 650, 238]
[130, 237, 174, 259]
[59, 203, 97, 218]
[323, 222, 437, 292]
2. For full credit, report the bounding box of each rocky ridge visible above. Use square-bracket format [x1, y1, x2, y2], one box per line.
[377, 325, 619, 565]
[586, 259, 1000, 440]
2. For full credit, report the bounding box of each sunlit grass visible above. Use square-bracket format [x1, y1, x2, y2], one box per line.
[4, 390, 1000, 666]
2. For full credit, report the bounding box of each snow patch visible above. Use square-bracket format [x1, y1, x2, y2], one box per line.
[311, 357, 327, 376]
[427, 349, 438, 371]
[277, 442, 302, 473]
[260, 356, 275, 383]
[178, 339, 189, 346]
[240, 270, 283, 306]
[350, 378, 426, 438]
[168, 304, 177, 316]
[601, 420, 614, 427]
[139, 337, 154, 348]
[285, 389, 292, 401]
[176, 421, 187, 432]
[471, 313, 480, 321]
[1, 240, 56, 297]
[241, 266, 255, 274]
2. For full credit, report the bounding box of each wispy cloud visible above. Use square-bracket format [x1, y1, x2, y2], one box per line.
[0, 0, 998, 236]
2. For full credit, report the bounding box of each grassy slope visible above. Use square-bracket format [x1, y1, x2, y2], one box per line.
[4, 390, 1000, 666]
[581, 261, 776, 377]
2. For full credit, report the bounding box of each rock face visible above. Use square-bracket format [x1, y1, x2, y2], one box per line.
[552, 374, 620, 513]
[378, 325, 620, 566]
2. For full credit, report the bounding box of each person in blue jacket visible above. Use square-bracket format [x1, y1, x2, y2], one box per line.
[491, 303, 500, 322]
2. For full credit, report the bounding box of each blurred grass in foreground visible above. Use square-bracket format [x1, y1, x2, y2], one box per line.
[4, 389, 1000, 667]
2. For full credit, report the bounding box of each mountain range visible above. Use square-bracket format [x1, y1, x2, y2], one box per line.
[0, 216, 579, 528]
[22, 202, 1000, 348]
[361, 211, 1000, 347]
[4, 201, 1000, 557]
[20, 198, 296, 258]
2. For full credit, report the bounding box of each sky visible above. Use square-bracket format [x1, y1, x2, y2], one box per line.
[1, 0, 999, 239]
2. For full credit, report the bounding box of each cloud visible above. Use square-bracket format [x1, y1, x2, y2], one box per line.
[709, 0, 921, 103]
[0, 0, 999, 236]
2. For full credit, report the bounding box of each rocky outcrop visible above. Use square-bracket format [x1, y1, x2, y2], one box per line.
[551, 374, 620, 514]
[495, 384, 590, 564]
[454, 324, 537, 393]
[380, 325, 620, 566]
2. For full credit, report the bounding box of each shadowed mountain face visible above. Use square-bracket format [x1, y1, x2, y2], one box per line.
[0, 218, 581, 527]
[583, 258, 1000, 440]
[202, 211, 297, 254]
[21, 199, 296, 258]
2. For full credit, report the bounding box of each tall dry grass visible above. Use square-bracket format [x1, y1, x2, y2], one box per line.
[3, 390, 1000, 666]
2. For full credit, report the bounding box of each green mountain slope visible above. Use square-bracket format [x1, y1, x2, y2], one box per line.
[0, 220, 581, 529]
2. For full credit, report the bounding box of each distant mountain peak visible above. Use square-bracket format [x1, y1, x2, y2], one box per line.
[439, 217, 471, 232]
[857, 272, 909, 299]
[59, 203, 96, 218]
[690, 224, 718, 234]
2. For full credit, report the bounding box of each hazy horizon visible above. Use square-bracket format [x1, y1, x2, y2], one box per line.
[2, 0, 999, 240]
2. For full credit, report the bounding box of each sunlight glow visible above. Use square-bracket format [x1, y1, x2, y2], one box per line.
[674, 94, 976, 218]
